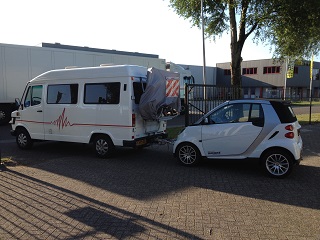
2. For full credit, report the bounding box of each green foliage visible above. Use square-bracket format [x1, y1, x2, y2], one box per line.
[169, 0, 228, 40]
[297, 113, 320, 125]
[168, 0, 320, 81]
[262, 0, 320, 59]
[167, 126, 184, 139]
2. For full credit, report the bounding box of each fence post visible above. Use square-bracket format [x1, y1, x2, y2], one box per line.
[185, 84, 189, 127]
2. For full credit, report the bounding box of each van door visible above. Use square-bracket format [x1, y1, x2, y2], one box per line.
[20, 85, 44, 139]
[43, 84, 79, 142]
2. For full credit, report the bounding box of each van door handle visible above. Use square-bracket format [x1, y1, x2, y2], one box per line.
[37, 110, 43, 112]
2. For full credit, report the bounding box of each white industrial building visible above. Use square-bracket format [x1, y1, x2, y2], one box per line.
[217, 59, 320, 100]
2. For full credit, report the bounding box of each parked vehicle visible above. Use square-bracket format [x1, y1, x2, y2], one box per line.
[173, 99, 303, 178]
[10, 65, 180, 157]
[0, 42, 166, 125]
[166, 62, 194, 113]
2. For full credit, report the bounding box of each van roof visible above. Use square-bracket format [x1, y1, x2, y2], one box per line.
[29, 65, 148, 83]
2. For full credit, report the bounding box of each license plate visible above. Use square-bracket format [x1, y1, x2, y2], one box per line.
[136, 139, 147, 146]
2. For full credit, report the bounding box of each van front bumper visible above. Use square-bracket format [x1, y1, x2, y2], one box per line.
[123, 133, 168, 148]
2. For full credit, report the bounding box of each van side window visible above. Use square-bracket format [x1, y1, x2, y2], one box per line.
[133, 82, 147, 104]
[47, 84, 78, 104]
[84, 82, 120, 104]
[24, 85, 43, 108]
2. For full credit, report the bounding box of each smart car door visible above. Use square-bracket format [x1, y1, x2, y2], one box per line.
[201, 103, 264, 157]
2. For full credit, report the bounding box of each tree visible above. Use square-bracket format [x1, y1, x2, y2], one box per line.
[265, 0, 320, 61]
[168, 0, 320, 88]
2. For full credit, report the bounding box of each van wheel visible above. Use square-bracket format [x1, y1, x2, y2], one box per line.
[261, 149, 293, 178]
[93, 135, 114, 158]
[176, 143, 201, 166]
[16, 128, 33, 150]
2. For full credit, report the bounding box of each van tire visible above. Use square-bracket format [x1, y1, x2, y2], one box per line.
[16, 128, 33, 150]
[93, 135, 115, 158]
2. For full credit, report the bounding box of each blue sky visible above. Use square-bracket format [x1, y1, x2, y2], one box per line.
[1, 0, 316, 66]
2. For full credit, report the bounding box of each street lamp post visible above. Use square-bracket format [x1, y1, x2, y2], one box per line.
[201, 0, 207, 113]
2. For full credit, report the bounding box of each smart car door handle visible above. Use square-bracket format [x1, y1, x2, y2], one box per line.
[37, 110, 43, 113]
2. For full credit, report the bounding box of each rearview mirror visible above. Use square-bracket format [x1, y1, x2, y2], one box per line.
[15, 98, 21, 108]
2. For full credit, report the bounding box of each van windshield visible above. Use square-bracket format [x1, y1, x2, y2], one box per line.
[133, 78, 147, 104]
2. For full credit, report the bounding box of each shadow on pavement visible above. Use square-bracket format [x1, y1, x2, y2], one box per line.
[1, 169, 202, 239]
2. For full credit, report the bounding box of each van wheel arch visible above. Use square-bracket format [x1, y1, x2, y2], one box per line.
[92, 134, 115, 158]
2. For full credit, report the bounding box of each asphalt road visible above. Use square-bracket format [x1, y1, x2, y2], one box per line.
[0, 107, 319, 239]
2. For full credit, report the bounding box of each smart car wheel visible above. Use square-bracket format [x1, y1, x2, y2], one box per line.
[262, 149, 293, 178]
[16, 128, 33, 150]
[176, 143, 201, 166]
[94, 135, 114, 158]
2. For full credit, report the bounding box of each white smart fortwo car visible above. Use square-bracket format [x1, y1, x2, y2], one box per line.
[173, 99, 303, 178]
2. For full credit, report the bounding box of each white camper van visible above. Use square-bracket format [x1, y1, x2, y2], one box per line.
[10, 65, 179, 157]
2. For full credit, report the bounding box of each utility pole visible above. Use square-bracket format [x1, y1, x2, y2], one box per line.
[309, 53, 314, 125]
[201, 0, 206, 91]
[201, 0, 208, 114]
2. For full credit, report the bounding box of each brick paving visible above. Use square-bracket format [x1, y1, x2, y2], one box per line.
[0, 124, 319, 239]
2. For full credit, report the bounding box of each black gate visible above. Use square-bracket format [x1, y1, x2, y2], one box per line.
[184, 84, 243, 126]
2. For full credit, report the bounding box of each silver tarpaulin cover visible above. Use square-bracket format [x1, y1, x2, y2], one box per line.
[139, 67, 181, 120]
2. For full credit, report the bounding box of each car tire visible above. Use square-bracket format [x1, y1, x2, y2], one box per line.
[261, 149, 293, 178]
[0, 107, 11, 125]
[16, 128, 33, 150]
[93, 135, 114, 158]
[176, 143, 201, 166]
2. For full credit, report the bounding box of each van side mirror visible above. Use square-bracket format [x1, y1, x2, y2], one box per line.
[15, 98, 21, 108]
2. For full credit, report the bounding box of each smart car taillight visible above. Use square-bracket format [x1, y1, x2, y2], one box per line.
[284, 125, 294, 138]
[285, 125, 294, 131]
[285, 132, 294, 139]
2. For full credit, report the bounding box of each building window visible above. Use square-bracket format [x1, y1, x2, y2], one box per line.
[242, 67, 257, 75]
[224, 69, 231, 75]
[263, 66, 281, 74]
[294, 66, 298, 74]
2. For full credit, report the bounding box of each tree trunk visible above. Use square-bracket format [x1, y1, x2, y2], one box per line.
[229, 0, 243, 90]
[230, 46, 242, 88]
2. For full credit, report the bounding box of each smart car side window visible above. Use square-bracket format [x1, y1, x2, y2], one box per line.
[249, 104, 264, 126]
[209, 103, 250, 124]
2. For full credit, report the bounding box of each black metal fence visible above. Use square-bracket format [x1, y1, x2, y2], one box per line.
[183, 84, 320, 126]
[184, 84, 242, 126]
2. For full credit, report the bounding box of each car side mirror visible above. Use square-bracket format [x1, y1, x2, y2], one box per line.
[202, 117, 209, 125]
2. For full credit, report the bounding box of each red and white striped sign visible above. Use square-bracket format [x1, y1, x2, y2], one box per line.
[166, 79, 179, 97]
